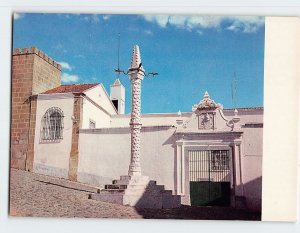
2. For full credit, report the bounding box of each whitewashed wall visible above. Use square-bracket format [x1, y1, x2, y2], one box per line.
[84, 84, 117, 115]
[110, 108, 263, 128]
[77, 126, 177, 190]
[77, 108, 263, 211]
[33, 94, 74, 179]
[81, 97, 112, 129]
[111, 112, 192, 127]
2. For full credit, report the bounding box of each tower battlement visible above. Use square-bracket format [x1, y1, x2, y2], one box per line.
[11, 47, 61, 170]
[13, 47, 62, 71]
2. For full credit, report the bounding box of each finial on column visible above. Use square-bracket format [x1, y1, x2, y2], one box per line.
[129, 45, 144, 72]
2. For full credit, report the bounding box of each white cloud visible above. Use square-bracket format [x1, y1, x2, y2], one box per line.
[81, 14, 100, 23]
[102, 15, 111, 21]
[143, 15, 170, 28]
[196, 30, 203, 36]
[14, 13, 24, 20]
[225, 16, 264, 33]
[58, 62, 73, 71]
[144, 29, 153, 36]
[61, 73, 79, 83]
[54, 43, 67, 53]
[91, 14, 100, 23]
[142, 15, 264, 34]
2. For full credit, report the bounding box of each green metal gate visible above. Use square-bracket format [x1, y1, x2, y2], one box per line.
[189, 150, 231, 206]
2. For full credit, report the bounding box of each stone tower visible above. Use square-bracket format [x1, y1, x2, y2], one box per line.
[11, 47, 61, 170]
[110, 78, 125, 114]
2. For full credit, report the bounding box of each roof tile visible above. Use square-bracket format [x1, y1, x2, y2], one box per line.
[43, 83, 99, 94]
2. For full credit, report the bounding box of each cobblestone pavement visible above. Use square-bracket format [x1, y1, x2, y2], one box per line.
[9, 168, 261, 220]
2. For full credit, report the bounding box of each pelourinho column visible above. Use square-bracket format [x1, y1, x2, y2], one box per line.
[128, 45, 145, 176]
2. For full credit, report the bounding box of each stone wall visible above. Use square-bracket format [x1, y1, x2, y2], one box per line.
[11, 47, 61, 170]
[68, 95, 83, 181]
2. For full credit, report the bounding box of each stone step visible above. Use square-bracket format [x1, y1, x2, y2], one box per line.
[102, 182, 171, 195]
[162, 194, 181, 209]
[90, 191, 182, 209]
[119, 175, 149, 184]
[105, 184, 127, 190]
[90, 175, 182, 209]
[112, 179, 157, 186]
[99, 189, 125, 194]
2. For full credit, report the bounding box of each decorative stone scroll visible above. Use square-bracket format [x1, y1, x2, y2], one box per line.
[192, 91, 222, 111]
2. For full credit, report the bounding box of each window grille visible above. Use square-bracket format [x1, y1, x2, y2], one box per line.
[41, 107, 64, 142]
[211, 150, 230, 171]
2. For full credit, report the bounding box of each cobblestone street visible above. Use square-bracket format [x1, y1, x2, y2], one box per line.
[9, 169, 260, 220]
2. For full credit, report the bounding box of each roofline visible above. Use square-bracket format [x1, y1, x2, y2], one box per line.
[223, 107, 263, 111]
[81, 93, 113, 117]
[99, 83, 118, 115]
[80, 83, 101, 93]
[112, 107, 263, 118]
[42, 83, 100, 95]
[37, 93, 74, 100]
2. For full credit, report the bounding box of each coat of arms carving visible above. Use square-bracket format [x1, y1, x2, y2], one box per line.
[198, 112, 215, 130]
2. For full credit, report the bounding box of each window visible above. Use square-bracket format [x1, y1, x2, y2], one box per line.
[89, 119, 96, 129]
[210, 150, 230, 171]
[41, 107, 64, 142]
[112, 99, 118, 111]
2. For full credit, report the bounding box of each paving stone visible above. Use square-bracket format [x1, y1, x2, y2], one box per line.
[9, 168, 261, 220]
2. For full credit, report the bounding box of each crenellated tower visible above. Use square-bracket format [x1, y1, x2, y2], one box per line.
[11, 47, 61, 170]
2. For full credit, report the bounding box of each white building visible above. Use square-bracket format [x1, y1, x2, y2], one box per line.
[11, 46, 263, 212]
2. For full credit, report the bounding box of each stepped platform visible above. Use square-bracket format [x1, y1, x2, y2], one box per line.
[89, 175, 181, 209]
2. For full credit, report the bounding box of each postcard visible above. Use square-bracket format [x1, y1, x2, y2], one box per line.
[9, 13, 299, 221]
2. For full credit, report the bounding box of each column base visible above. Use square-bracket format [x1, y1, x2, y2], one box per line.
[89, 175, 181, 209]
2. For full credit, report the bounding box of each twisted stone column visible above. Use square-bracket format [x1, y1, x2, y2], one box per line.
[128, 45, 144, 176]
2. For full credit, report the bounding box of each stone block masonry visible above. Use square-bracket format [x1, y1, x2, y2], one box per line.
[68, 95, 83, 181]
[11, 47, 61, 170]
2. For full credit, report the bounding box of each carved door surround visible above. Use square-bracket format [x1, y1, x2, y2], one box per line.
[175, 132, 243, 207]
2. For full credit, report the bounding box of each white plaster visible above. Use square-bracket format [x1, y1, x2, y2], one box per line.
[84, 84, 117, 115]
[110, 78, 125, 114]
[33, 94, 74, 179]
[81, 97, 111, 129]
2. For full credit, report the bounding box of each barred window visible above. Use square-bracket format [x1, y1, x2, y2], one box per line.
[210, 150, 230, 171]
[41, 107, 64, 142]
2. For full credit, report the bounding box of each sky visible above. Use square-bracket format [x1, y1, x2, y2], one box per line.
[13, 13, 264, 114]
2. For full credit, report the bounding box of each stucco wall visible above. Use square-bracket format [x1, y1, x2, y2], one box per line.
[77, 108, 263, 211]
[84, 84, 117, 115]
[241, 155, 262, 211]
[33, 94, 74, 179]
[81, 97, 112, 129]
[110, 108, 263, 128]
[77, 126, 177, 190]
[111, 113, 192, 127]
[223, 108, 263, 125]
